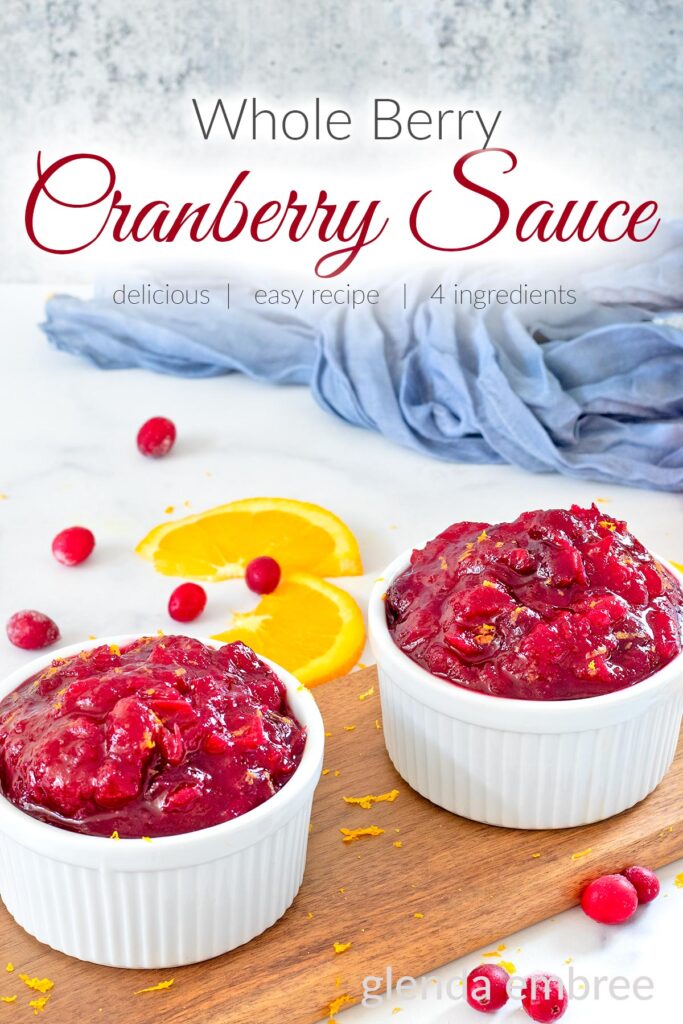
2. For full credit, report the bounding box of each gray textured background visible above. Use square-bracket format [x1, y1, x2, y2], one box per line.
[1, 0, 681, 280]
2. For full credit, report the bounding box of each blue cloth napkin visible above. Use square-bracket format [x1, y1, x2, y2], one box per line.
[42, 225, 683, 492]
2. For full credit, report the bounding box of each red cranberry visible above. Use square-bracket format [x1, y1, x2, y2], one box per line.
[466, 963, 510, 1013]
[521, 973, 568, 1022]
[6, 611, 60, 650]
[51, 526, 95, 566]
[245, 556, 281, 595]
[203, 729, 230, 755]
[136, 417, 177, 458]
[168, 583, 207, 622]
[581, 873, 638, 924]
[622, 865, 660, 904]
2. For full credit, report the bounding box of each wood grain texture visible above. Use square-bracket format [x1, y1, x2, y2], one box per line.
[0, 666, 681, 1024]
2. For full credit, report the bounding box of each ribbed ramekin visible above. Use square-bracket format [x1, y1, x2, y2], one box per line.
[370, 552, 683, 830]
[0, 636, 324, 968]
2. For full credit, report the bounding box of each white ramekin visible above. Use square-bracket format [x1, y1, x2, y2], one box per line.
[370, 551, 683, 830]
[0, 636, 324, 968]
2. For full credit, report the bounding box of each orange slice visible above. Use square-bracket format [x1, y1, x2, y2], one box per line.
[212, 573, 365, 686]
[136, 497, 363, 582]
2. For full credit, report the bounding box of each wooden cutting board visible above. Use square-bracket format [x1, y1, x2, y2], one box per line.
[1, 666, 681, 1024]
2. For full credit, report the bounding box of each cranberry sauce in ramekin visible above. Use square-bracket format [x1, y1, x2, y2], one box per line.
[0, 635, 306, 837]
[386, 505, 683, 700]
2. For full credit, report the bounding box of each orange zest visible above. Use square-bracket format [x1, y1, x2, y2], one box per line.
[342, 790, 399, 810]
[134, 979, 175, 994]
[19, 977, 53, 994]
[328, 994, 353, 1021]
[340, 826, 384, 843]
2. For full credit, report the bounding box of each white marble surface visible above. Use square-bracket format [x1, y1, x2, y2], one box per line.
[0, 284, 681, 1022]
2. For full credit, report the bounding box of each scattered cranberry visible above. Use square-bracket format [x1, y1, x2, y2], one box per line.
[521, 973, 568, 1022]
[168, 583, 207, 622]
[245, 556, 281, 595]
[6, 611, 60, 650]
[51, 526, 95, 566]
[581, 873, 638, 924]
[622, 865, 660, 904]
[136, 416, 177, 458]
[466, 963, 510, 1013]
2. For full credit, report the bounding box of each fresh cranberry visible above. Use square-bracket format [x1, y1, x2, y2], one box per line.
[245, 556, 281, 595]
[136, 416, 176, 458]
[622, 865, 660, 904]
[168, 583, 207, 622]
[521, 973, 568, 1022]
[581, 873, 638, 924]
[51, 526, 95, 566]
[6, 611, 60, 650]
[466, 963, 510, 1013]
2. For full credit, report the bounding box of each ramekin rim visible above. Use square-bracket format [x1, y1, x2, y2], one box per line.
[0, 635, 324, 860]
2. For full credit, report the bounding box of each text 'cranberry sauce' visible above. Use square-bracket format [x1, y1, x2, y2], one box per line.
[386, 506, 683, 700]
[0, 636, 306, 837]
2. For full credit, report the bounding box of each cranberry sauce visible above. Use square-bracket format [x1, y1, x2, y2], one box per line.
[386, 506, 683, 700]
[0, 636, 306, 837]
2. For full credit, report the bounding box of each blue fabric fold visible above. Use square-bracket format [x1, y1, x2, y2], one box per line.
[41, 225, 683, 492]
